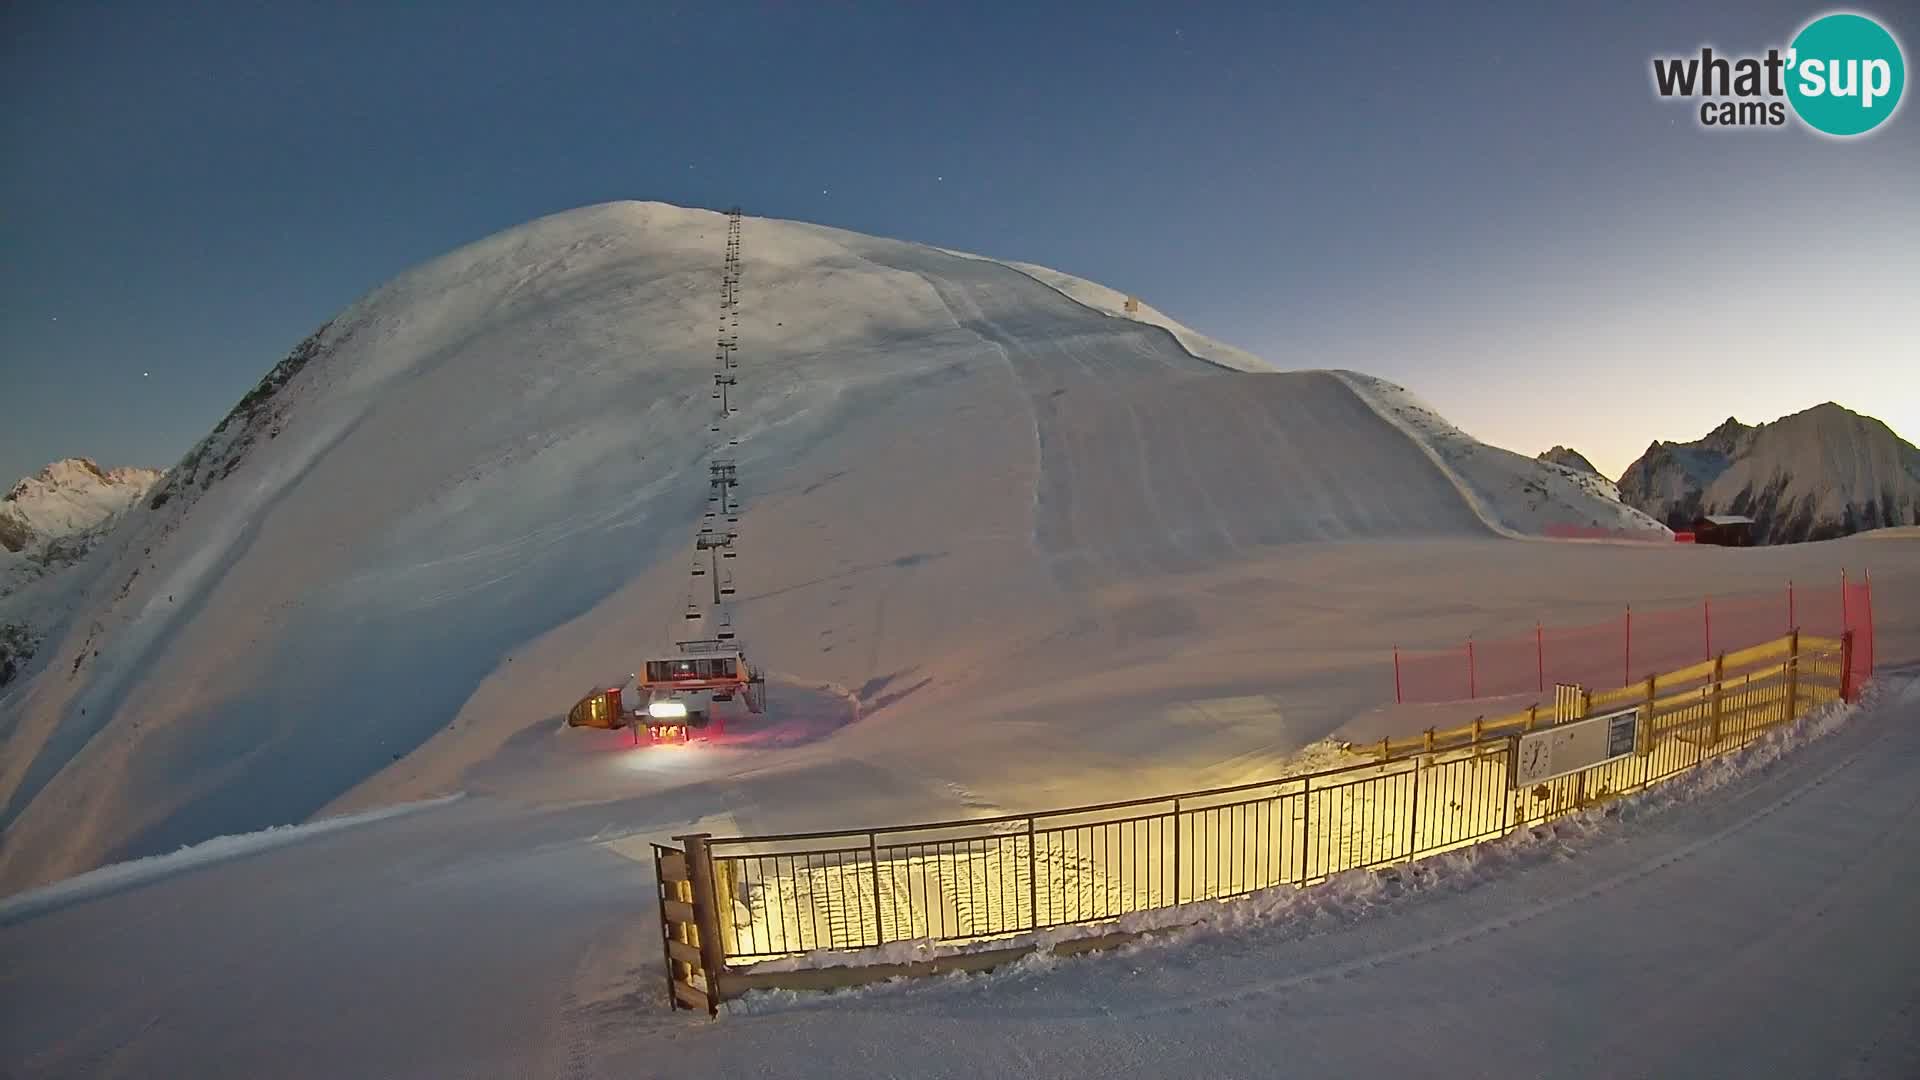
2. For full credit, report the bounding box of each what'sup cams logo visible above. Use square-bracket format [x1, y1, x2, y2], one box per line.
[1652, 11, 1905, 135]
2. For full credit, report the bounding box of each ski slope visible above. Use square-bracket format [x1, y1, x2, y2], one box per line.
[1, 201, 1653, 893]
[4, 670, 1913, 1078]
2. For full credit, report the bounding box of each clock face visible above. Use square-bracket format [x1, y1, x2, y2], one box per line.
[1524, 742, 1549, 775]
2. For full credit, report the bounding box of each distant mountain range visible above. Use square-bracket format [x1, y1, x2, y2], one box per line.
[1536, 446, 1600, 476]
[1, 458, 163, 685]
[1611, 403, 1920, 544]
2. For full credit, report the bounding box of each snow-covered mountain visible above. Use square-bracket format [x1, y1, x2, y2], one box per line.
[1537, 446, 1600, 476]
[0, 459, 162, 559]
[1617, 404, 1920, 543]
[0, 200, 1655, 892]
[1, 459, 163, 687]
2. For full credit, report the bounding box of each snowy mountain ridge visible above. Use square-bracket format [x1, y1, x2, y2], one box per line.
[0, 458, 162, 557]
[1332, 374, 1666, 539]
[1617, 403, 1920, 543]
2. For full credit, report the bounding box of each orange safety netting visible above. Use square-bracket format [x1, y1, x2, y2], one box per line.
[1393, 574, 1877, 705]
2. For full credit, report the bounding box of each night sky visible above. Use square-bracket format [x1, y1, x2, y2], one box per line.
[3, 1, 1915, 483]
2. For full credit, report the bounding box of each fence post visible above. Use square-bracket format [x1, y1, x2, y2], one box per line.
[1709, 653, 1725, 744]
[867, 832, 884, 946]
[1536, 622, 1545, 692]
[1467, 639, 1477, 700]
[1864, 570, 1874, 677]
[1393, 646, 1403, 704]
[676, 833, 725, 1016]
[1525, 703, 1538, 732]
[1406, 755, 1421, 863]
[1026, 816, 1038, 930]
[1298, 779, 1311, 884]
[1840, 630, 1856, 703]
[1636, 678, 1653, 755]
[1703, 597, 1712, 658]
[1787, 579, 1795, 633]
[1786, 629, 1800, 719]
[1172, 797, 1182, 905]
[1624, 604, 1633, 686]
[1500, 738, 1514, 835]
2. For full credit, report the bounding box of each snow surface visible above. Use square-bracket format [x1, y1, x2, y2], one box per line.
[4, 671, 1912, 1078]
[626, 671, 1920, 1077]
[0, 792, 461, 927]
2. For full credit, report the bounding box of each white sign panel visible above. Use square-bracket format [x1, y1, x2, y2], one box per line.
[1512, 706, 1641, 787]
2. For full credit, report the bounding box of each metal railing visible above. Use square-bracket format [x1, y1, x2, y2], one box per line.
[662, 631, 1852, 997]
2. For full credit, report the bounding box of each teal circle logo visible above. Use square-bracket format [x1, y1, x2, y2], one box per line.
[1787, 13, 1905, 136]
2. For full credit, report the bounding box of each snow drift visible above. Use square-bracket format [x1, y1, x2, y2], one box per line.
[0, 200, 1668, 893]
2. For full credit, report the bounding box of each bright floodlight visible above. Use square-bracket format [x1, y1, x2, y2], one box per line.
[649, 700, 689, 719]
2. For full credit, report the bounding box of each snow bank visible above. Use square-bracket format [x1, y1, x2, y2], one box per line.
[0, 793, 462, 924]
